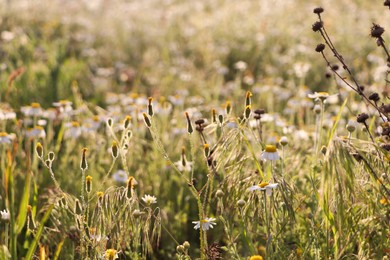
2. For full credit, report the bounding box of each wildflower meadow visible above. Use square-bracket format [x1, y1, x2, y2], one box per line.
[0, 0, 389, 259]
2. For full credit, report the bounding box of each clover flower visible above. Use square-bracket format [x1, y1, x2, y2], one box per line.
[192, 217, 217, 231]
[248, 182, 278, 196]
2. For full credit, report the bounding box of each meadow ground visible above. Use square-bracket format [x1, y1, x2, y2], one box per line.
[0, 0, 389, 259]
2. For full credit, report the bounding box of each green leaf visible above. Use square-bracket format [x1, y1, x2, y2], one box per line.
[25, 204, 54, 260]
[16, 171, 31, 234]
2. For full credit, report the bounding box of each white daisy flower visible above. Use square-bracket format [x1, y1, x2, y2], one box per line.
[25, 126, 46, 139]
[0, 209, 10, 221]
[142, 194, 157, 205]
[21, 102, 43, 117]
[0, 132, 12, 144]
[248, 182, 279, 196]
[192, 217, 217, 231]
[174, 154, 193, 172]
[260, 145, 279, 161]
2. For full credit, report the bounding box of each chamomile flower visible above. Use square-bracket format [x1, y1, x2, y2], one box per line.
[21, 102, 43, 117]
[248, 182, 278, 196]
[0, 132, 12, 144]
[64, 121, 82, 139]
[142, 194, 157, 205]
[103, 249, 118, 260]
[174, 148, 193, 172]
[192, 217, 217, 231]
[26, 126, 46, 139]
[260, 145, 279, 161]
[308, 91, 329, 101]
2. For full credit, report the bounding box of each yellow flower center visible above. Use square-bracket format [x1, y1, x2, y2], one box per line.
[86, 175, 92, 183]
[105, 249, 117, 259]
[258, 182, 269, 188]
[317, 92, 329, 97]
[265, 145, 277, 153]
[0, 132, 8, 137]
[31, 102, 41, 108]
[71, 121, 80, 127]
[97, 192, 104, 198]
[250, 255, 263, 260]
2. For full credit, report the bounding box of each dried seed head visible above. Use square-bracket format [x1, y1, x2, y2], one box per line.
[313, 7, 324, 14]
[368, 93, 380, 102]
[111, 141, 119, 159]
[36, 142, 43, 158]
[195, 119, 205, 125]
[380, 104, 390, 113]
[385, 0, 390, 7]
[315, 43, 326, 52]
[212, 109, 217, 123]
[371, 24, 385, 38]
[80, 148, 88, 171]
[142, 113, 152, 128]
[254, 109, 265, 115]
[331, 64, 339, 71]
[312, 21, 323, 32]
[356, 113, 369, 124]
[86, 175, 92, 193]
[185, 112, 193, 134]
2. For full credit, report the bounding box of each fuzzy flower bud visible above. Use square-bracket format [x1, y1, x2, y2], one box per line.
[143, 113, 152, 128]
[226, 101, 232, 115]
[148, 97, 154, 117]
[245, 91, 252, 107]
[80, 148, 88, 171]
[48, 151, 55, 161]
[111, 141, 119, 159]
[86, 175, 92, 193]
[279, 136, 289, 146]
[204, 143, 210, 158]
[216, 189, 224, 198]
[124, 115, 131, 129]
[36, 142, 44, 158]
[244, 105, 251, 119]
